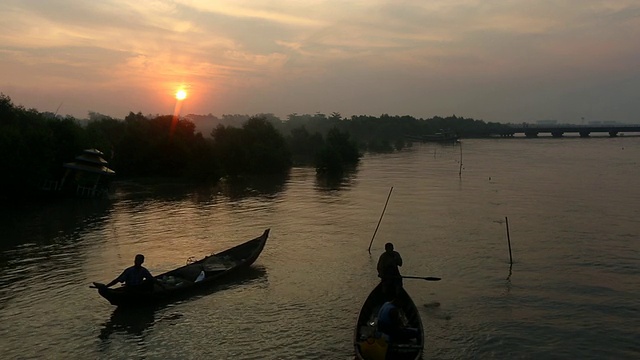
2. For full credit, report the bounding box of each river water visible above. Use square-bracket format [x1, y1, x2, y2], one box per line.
[1, 137, 639, 359]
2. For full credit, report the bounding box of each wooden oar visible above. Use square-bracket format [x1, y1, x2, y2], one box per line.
[401, 276, 441, 281]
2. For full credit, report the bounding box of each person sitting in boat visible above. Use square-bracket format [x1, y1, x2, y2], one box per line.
[99, 254, 155, 290]
[377, 242, 403, 297]
[377, 297, 419, 342]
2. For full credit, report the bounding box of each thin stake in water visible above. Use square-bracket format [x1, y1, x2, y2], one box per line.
[458, 142, 463, 177]
[505, 216, 513, 265]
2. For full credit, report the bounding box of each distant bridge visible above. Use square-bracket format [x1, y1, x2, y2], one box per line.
[495, 124, 640, 138]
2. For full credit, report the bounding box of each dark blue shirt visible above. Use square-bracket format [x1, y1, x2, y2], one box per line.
[377, 301, 399, 333]
[116, 265, 153, 286]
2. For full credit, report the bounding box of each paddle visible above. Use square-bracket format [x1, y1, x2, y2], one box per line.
[401, 276, 441, 281]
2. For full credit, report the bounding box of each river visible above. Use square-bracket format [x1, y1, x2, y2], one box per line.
[1, 137, 639, 359]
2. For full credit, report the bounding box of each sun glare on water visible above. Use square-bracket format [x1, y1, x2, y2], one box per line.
[175, 89, 187, 100]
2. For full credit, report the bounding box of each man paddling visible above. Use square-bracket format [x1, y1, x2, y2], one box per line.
[377, 242, 403, 298]
[95, 254, 155, 290]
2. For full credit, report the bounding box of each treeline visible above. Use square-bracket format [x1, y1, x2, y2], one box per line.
[0, 94, 360, 200]
[1, 93, 511, 200]
[187, 112, 510, 153]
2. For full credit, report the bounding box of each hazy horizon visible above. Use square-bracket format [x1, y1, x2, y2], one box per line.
[1, 1, 639, 123]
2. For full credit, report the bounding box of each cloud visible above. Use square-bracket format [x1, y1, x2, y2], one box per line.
[1, 0, 639, 122]
[175, 0, 327, 27]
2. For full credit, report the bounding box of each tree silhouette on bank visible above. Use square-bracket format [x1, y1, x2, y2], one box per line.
[0, 92, 513, 201]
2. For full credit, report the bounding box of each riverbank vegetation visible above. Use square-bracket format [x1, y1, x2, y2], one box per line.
[0, 93, 510, 200]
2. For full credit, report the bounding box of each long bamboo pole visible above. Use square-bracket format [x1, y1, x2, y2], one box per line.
[368, 187, 393, 253]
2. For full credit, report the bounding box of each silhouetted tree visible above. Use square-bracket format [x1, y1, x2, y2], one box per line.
[286, 126, 325, 165]
[315, 127, 360, 174]
[212, 116, 291, 176]
[242, 117, 291, 174]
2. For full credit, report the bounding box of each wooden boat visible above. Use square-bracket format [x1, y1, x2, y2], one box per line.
[93, 229, 269, 307]
[354, 282, 424, 360]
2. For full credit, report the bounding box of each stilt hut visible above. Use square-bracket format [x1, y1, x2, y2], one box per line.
[58, 149, 116, 197]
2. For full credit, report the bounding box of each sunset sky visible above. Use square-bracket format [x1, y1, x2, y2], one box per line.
[1, 1, 639, 123]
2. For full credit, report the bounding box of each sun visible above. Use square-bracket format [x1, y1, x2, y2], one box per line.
[175, 89, 187, 100]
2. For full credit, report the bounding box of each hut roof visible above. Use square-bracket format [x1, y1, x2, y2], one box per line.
[63, 162, 115, 175]
[75, 153, 109, 165]
[63, 148, 115, 175]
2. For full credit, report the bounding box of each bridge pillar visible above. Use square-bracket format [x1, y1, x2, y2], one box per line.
[579, 131, 590, 138]
[551, 131, 564, 138]
[609, 131, 618, 137]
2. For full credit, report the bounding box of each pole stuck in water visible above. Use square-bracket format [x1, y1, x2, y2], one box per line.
[368, 186, 393, 253]
[458, 142, 463, 177]
[505, 216, 513, 265]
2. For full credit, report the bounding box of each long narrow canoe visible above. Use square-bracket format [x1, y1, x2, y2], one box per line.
[354, 282, 424, 360]
[93, 229, 270, 307]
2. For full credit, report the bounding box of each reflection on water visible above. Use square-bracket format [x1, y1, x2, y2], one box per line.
[0, 198, 113, 250]
[218, 173, 289, 200]
[99, 306, 157, 340]
[0, 198, 113, 310]
[1, 139, 639, 359]
[314, 168, 358, 191]
[112, 173, 289, 204]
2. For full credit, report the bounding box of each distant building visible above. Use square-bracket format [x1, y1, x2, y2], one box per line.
[536, 120, 558, 125]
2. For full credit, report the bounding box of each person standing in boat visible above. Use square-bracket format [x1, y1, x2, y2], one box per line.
[100, 254, 155, 290]
[377, 242, 403, 298]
